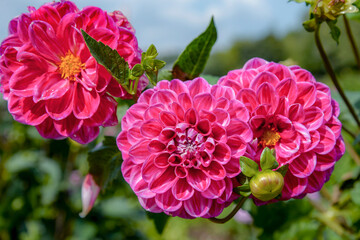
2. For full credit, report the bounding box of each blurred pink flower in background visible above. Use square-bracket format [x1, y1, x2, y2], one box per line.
[80, 173, 100, 218]
[219, 58, 345, 203]
[117, 78, 253, 218]
[0, 0, 147, 144]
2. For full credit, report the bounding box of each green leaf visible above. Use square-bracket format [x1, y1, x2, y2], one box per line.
[142, 45, 166, 86]
[234, 184, 250, 193]
[145, 44, 158, 59]
[303, 18, 317, 32]
[146, 212, 170, 234]
[131, 64, 144, 77]
[239, 156, 259, 178]
[350, 182, 360, 205]
[172, 17, 217, 80]
[260, 147, 278, 170]
[87, 136, 123, 190]
[81, 30, 131, 91]
[326, 20, 341, 44]
[277, 164, 289, 177]
[239, 191, 252, 197]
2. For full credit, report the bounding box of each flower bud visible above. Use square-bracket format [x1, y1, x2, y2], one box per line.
[249, 170, 284, 202]
[80, 174, 100, 218]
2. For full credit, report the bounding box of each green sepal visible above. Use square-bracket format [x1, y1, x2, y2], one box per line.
[146, 212, 170, 234]
[142, 45, 166, 86]
[303, 18, 317, 32]
[87, 136, 123, 190]
[81, 30, 131, 92]
[131, 64, 144, 78]
[260, 147, 278, 170]
[277, 164, 289, 177]
[234, 184, 251, 193]
[239, 156, 259, 178]
[239, 191, 252, 197]
[326, 20, 341, 44]
[172, 17, 217, 80]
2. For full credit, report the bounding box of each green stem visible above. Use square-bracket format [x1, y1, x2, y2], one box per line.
[208, 196, 247, 224]
[343, 15, 360, 69]
[314, 24, 360, 129]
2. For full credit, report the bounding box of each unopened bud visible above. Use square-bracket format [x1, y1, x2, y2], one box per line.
[80, 174, 100, 218]
[249, 170, 284, 202]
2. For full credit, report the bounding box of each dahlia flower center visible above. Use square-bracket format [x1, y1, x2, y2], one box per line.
[259, 127, 280, 148]
[58, 51, 85, 81]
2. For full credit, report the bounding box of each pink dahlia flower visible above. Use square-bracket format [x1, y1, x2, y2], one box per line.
[219, 58, 345, 202]
[0, 0, 147, 144]
[117, 78, 253, 218]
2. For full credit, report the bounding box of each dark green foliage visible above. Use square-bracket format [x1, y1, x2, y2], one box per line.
[146, 212, 170, 235]
[172, 17, 217, 80]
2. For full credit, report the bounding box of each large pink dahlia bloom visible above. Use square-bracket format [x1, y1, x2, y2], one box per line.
[117, 78, 253, 218]
[0, 0, 147, 144]
[219, 58, 345, 202]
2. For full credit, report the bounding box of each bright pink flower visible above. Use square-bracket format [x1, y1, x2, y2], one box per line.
[80, 174, 100, 218]
[219, 58, 345, 203]
[117, 78, 253, 218]
[0, 1, 147, 144]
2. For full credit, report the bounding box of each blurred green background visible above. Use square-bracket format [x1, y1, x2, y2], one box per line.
[1, 13, 360, 240]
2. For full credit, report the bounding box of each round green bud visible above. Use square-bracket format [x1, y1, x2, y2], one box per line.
[249, 169, 284, 202]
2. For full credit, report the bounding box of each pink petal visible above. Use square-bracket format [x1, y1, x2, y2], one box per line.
[226, 119, 253, 142]
[288, 103, 305, 122]
[199, 110, 216, 123]
[276, 78, 298, 104]
[223, 157, 241, 178]
[45, 85, 74, 120]
[201, 161, 226, 180]
[250, 71, 280, 90]
[128, 140, 151, 164]
[184, 192, 211, 218]
[314, 91, 332, 122]
[315, 149, 337, 171]
[281, 172, 307, 199]
[213, 143, 231, 164]
[144, 104, 163, 121]
[155, 189, 182, 212]
[256, 82, 279, 112]
[303, 106, 324, 131]
[289, 152, 317, 178]
[149, 167, 178, 194]
[306, 170, 331, 193]
[227, 99, 249, 122]
[140, 119, 163, 138]
[243, 57, 268, 70]
[150, 89, 177, 106]
[71, 126, 100, 144]
[29, 20, 64, 62]
[226, 135, 247, 158]
[34, 73, 69, 102]
[178, 92, 193, 111]
[172, 178, 195, 201]
[169, 79, 189, 95]
[292, 68, 316, 83]
[276, 138, 300, 158]
[326, 116, 342, 139]
[138, 197, 162, 213]
[187, 168, 211, 192]
[274, 96, 289, 116]
[23, 98, 48, 126]
[130, 167, 155, 199]
[9, 66, 43, 98]
[201, 180, 226, 199]
[148, 140, 166, 153]
[154, 153, 170, 168]
[160, 111, 178, 127]
[210, 85, 235, 99]
[193, 93, 216, 112]
[188, 77, 211, 97]
[170, 102, 185, 121]
[184, 108, 198, 126]
[79, 174, 100, 218]
[137, 89, 154, 104]
[141, 156, 166, 183]
[313, 126, 336, 155]
[260, 62, 294, 81]
[53, 114, 83, 137]
[295, 82, 317, 108]
[195, 119, 211, 136]
[84, 94, 117, 127]
[36, 117, 65, 140]
[73, 84, 100, 119]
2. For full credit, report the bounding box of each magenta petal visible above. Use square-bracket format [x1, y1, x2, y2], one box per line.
[34, 73, 69, 102]
[141, 156, 166, 183]
[178, 93, 193, 111]
[138, 197, 162, 213]
[303, 106, 324, 131]
[201, 161, 226, 180]
[188, 77, 211, 97]
[36, 117, 64, 139]
[53, 114, 83, 137]
[306, 170, 332, 193]
[144, 104, 163, 121]
[23, 98, 48, 125]
[148, 140, 166, 153]
[149, 167, 178, 194]
[150, 89, 177, 106]
[326, 116, 342, 139]
[172, 178, 195, 201]
[84, 94, 117, 127]
[184, 108, 198, 126]
[201, 180, 226, 199]
[223, 157, 241, 178]
[236, 89, 258, 112]
[130, 167, 155, 198]
[70, 126, 99, 144]
[159, 111, 178, 127]
[313, 126, 336, 155]
[45, 85, 74, 120]
[187, 168, 211, 192]
[289, 152, 317, 178]
[128, 140, 151, 164]
[276, 78, 298, 104]
[256, 82, 279, 112]
[155, 189, 182, 212]
[250, 71, 280, 90]
[213, 143, 231, 164]
[288, 103, 305, 122]
[169, 79, 189, 95]
[9, 66, 43, 98]
[226, 119, 252, 142]
[184, 192, 211, 218]
[227, 99, 249, 122]
[295, 82, 317, 108]
[29, 20, 64, 62]
[73, 84, 100, 119]
[193, 93, 216, 112]
[316, 150, 336, 171]
[243, 57, 268, 70]
[281, 172, 307, 199]
[140, 119, 163, 138]
[276, 138, 300, 158]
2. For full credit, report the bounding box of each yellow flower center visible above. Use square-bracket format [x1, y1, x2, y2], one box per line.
[259, 128, 281, 148]
[58, 51, 85, 81]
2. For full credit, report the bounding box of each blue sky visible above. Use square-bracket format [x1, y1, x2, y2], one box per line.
[0, 0, 308, 55]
